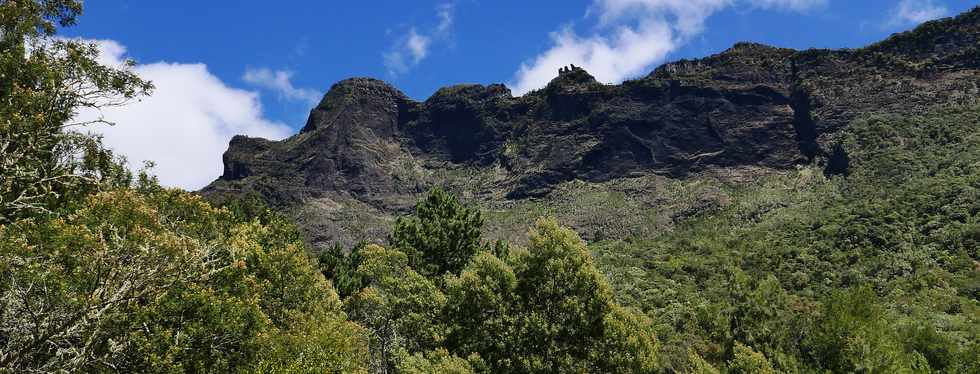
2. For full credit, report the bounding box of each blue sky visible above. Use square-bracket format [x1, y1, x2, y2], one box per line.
[64, 0, 978, 189]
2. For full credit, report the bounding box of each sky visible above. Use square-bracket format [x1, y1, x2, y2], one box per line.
[62, 0, 978, 190]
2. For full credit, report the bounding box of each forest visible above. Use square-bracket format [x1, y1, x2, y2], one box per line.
[1, 1, 978, 373]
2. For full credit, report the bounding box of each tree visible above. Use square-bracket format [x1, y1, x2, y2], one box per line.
[397, 349, 481, 374]
[444, 219, 658, 373]
[725, 271, 803, 371]
[0, 0, 152, 223]
[805, 287, 916, 373]
[726, 342, 775, 374]
[345, 244, 448, 373]
[254, 311, 370, 374]
[391, 188, 487, 277]
[682, 350, 720, 374]
[318, 242, 366, 299]
[0, 190, 217, 371]
[0, 187, 372, 372]
[114, 192, 370, 373]
[0, 2, 373, 372]
[442, 251, 519, 368]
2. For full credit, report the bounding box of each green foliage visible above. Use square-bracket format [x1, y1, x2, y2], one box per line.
[254, 310, 369, 374]
[397, 349, 480, 374]
[318, 242, 366, 299]
[0, 190, 216, 371]
[346, 244, 448, 372]
[594, 305, 660, 373]
[804, 287, 913, 373]
[392, 188, 488, 277]
[341, 212, 659, 373]
[0, 0, 82, 38]
[727, 342, 775, 374]
[683, 350, 721, 374]
[443, 219, 658, 373]
[441, 250, 518, 366]
[589, 106, 980, 372]
[0, 189, 370, 372]
[0, 0, 152, 224]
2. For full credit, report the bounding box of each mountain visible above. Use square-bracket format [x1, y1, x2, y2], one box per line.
[201, 8, 980, 250]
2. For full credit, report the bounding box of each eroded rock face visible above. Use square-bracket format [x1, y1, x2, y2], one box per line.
[202, 8, 980, 248]
[208, 78, 423, 207]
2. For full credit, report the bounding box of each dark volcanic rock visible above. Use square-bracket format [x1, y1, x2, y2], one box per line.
[202, 7, 980, 248]
[407, 83, 513, 164]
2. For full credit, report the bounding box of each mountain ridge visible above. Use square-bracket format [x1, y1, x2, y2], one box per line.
[202, 7, 980, 249]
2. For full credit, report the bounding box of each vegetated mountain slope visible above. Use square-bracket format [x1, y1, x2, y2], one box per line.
[202, 8, 980, 250]
[591, 104, 980, 372]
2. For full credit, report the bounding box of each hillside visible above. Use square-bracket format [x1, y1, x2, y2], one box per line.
[202, 8, 980, 251]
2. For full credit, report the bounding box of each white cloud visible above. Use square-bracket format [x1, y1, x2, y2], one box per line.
[437, 3, 455, 33]
[77, 39, 292, 190]
[509, 21, 678, 95]
[509, 0, 826, 95]
[383, 2, 455, 75]
[382, 50, 410, 76]
[407, 29, 431, 63]
[242, 67, 321, 105]
[887, 0, 948, 27]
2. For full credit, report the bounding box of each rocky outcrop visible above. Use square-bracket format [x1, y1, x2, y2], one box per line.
[202, 7, 980, 248]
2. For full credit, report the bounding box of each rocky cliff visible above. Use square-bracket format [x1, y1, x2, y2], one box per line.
[202, 8, 980, 250]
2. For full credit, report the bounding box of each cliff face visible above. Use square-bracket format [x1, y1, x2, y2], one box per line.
[202, 8, 980, 249]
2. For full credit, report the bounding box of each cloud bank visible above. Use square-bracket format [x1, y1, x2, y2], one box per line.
[79, 39, 292, 190]
[509, 0, 827, 95]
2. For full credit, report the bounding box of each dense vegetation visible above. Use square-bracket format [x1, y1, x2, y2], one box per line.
[590, 107, 980, 372]
[322, 190, 659, 373]
[3, 1, 979, 373]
